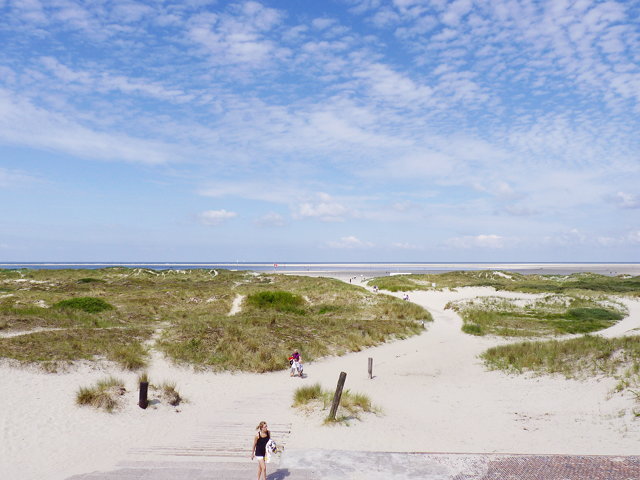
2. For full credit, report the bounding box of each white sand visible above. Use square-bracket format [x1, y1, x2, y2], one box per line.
[1, 279, 640, 480]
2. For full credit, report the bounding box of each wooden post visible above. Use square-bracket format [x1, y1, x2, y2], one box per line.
[368, 357, 373, 379]
[139, 381, 149, 409]
[328, 372, 347, 421]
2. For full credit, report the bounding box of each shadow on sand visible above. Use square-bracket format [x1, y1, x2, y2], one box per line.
[268, 468, 292, 479]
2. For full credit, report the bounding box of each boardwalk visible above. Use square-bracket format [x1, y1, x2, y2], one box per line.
[67, 451, 640, 479]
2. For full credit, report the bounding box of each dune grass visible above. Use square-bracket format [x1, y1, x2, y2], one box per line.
[292, 383, 377, 423]
[482, 335, 640, 404]
[482, 335, 640, 378]
[0, 268, 431, 372]
[0, 327, 151, 371]
[76, 376, 126, 412]
[158, 381, 183, 406]
[368, 271, 640, 297]
[246, 290, 305, 314]
[447, 295, 626, 337]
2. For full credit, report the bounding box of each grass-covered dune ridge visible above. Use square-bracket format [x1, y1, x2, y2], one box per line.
[369, 271, 640, 296]
[0, 268, 431, 372]
[482, 335, 640, 385]
[447, 295, 627, 337]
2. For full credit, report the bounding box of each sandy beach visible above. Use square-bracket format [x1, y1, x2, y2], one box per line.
[1, 272, 639, 480]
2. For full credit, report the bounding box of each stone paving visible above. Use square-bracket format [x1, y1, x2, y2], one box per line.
[66, 450, 640, 480]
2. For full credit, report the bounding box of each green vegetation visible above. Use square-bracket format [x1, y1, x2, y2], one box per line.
[54, 297, 114, 313]
[0, 268, 431, 372]
[446, 295, 626, 337]
[246, 290, 305, 314]
[292, 383, 377, 424]
[293, 383, 323, 405]
[0, 327, 150, 371]
[482, 335, 640, 378]
[368, 271, 640, 297]
[370, 275, 423, 292]
[76, 376, 126, 412]
[482, 335, 640, 404]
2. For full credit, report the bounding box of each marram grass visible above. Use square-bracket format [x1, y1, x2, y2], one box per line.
[76, 376, 126, 412]
[292, 383, 378, 424]
[0, 268, 431, 372]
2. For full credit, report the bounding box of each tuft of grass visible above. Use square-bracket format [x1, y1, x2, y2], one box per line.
[159, 381, 182, 406]
[292, 384, 378, 424]
[293, 383, 323, 406]
[54, 297, 114, 313]
[246, 291, 305, 314]
[76, 376, 126, 412]
[112, 343, 148, 370]
[137, 371, 149, 384]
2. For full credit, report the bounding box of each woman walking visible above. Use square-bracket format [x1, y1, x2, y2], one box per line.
[251, 421, 270, 480]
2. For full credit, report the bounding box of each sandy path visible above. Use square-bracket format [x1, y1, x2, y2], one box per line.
[286, 286, 640, 455]
[228, 294, 244, 316]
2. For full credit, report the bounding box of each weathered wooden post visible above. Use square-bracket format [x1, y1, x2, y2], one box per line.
[328, 372, 347, 421]
[368, 357, 373, 379]
[139, 381, 149, 409]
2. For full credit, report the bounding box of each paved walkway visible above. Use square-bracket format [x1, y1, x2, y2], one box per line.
[66, 450, 640, 479]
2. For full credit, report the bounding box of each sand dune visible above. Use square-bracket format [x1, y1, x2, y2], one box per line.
[1, 279, 639, 480]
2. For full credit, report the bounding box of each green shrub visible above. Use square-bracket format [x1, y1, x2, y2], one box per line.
[54, 297, 114, 313]
[462, 323, 483, 335]
[246, 291, 305, 314]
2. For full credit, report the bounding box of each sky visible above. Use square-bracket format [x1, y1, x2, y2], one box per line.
[0, 0, 639, 262]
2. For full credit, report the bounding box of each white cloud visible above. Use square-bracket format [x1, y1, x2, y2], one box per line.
[187, 2, 289, 68]
[611, 192, 640, 209]
[40, 57, 193, 103]
[198, 209, 237, 226]
[312, 18, 337, 30]
[448, 234, 506, 249]
[0, 90, 176, 164]
[294, 193, 351, 222]
[0, 167, 38, 188]
[543, 228, 587, 247]
[441, 0, 473, 26]
[326, 236, 374, 249]
[392, 241, 420, 249]
[198, 181, 306, 204]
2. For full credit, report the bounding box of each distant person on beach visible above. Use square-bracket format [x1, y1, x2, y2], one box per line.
[289, 350, 303, 377]
[251, 421, 270, 480]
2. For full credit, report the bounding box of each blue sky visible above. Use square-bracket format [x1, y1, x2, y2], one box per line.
[0, 0, 638, 262]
